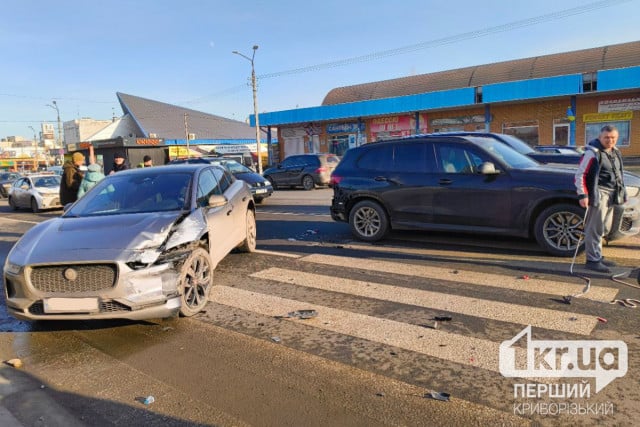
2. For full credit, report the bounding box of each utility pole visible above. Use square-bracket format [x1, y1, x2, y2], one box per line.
[184, 113, 190, 159]
[233, 45, 262, 174]
[28, 125, 37, 171]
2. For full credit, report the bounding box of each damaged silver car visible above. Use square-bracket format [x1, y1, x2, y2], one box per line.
[3, 164, 257, 321]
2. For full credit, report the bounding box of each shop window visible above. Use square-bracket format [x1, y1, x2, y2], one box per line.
[582, 72, 597, 92]
[475, 87, 483, 103]
[585, 121, 630, 147]
[502, 122, 539, 147]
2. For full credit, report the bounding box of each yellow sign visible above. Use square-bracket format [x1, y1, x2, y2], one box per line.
[168, 146, 201, 157]
[583, 111, 633, 122]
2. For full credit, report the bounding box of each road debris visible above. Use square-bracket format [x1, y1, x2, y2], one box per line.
[433, 316, 452, 322]
[287, 309, 318, 319]
[376, 392, 385, 397]
[143, 396, 155, 405]
[271, 336, 282, 343]
[5, 358, 23, 368]
[597, 317, 608, 323]
[521, 275, 530, 280]
[426, 391, 450, 401]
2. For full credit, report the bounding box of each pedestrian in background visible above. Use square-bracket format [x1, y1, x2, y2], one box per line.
[110, 151, 129, 174]
[574, 124, 627, 273]
[60, 152, 85, 205]
[77, 163, 105, 198]
[137, 155, 153, 168]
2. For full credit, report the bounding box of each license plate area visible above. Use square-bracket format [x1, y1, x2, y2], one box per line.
[43, 298, 99, 313]
[255, 189, 267, 194]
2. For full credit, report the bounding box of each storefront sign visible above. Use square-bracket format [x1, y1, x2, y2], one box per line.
[583, 111, 633, 122]
[326, 122, 365, 134]
[598, 98, 640, 113]
[136, 138, 161, 146]
[370, 114, 427, 140]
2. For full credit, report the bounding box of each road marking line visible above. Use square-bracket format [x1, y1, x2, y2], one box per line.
[254, 249, 301, 258]
[300, 253, 618, 303]
[250, 267, 597, 335]
[211, 286, 501, 373]
[0, 217, 39, 224]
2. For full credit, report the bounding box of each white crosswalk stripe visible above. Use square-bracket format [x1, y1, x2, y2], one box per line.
[250, 267, 596, 335]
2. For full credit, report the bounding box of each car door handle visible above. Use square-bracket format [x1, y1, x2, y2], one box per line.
[439, 179, 453, 185]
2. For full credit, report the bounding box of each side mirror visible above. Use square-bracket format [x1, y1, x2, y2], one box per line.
[479, 162, 499, 175]
[208, 194, 227, 208]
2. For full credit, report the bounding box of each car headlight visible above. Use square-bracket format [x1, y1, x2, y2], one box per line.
[627, 186, 639, 198]
[264, 180, 271, 186]
[4, 260, 22, 275]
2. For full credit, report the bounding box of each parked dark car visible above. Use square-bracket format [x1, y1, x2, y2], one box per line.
[0, 172, 21, 198]
[262, 153, 341, 190]
[330, 134, 640, 256]
[168, 157, 273, 203]
[534, 145, 585, 155]
[431, 131, 586, 165]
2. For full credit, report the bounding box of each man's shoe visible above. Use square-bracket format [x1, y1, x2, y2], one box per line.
[585, 261, 611, 273]
[600, 258, 617, 267]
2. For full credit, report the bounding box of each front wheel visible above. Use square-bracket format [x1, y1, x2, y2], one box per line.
[8, 197, 18, 211]
[302, 175, 315, 191]
[348, 200, 389, 242]
[534, 204, 585, 257]
[178, 247, 213, 317]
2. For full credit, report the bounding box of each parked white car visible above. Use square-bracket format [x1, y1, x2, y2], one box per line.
[8, 173, 62, 212]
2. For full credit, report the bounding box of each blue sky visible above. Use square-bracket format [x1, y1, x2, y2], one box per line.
[1, 0, 639, 139]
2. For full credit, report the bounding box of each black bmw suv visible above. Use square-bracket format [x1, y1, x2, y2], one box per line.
[330, 134, 640, 256]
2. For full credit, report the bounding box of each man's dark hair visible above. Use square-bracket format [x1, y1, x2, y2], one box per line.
[600, 124, 618, 133]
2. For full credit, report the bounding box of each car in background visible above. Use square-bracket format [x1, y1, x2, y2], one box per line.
[534, 145, 585, 155]
[263, 153, 341, 190]
[430, 131, 584, 165]
[8, 173, 62, 212]
[46, 166, 64, 176]
[168, 157, 273, 203]
[329, 134, 640, 257]
[3, 164, 257, 321]
[0, 172, 22, 198]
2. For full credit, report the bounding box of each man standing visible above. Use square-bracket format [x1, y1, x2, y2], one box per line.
[574, 125, 627, 273]
[138, 155, 153, 168]
[59, 152, 85, 205]
[110, 151, 129, 174]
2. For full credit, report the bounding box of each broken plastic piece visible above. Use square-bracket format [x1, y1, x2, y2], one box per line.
[143, 396, 155, 405]
[427, 391, 450, 401]
[521, 275, 530, 280]
[597, 317, 608, 323]
[5, 358, 22, 368]
[288, 309, 318, 319]
[569, 317, 578, 321]
[271, 336, 281, 343]
[433, 316, 452, 322]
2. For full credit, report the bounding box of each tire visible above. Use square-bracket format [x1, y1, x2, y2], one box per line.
[534, 203, 585, 257]
[237, 209, 257, 253]
[302, 175, 315, 191]
[348, 200, 389, 242]
[8, 197, 18, 211]
[265, 175, 277, 190]
[31, 198, 39, 213]
[177, 247, 213, 317]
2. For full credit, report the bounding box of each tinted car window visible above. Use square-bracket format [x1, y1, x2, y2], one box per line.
[392, 143, 429, 173]
[437, 145, 476, 174]
[357, 145, 393, 171]
[197, 169, 221, 207]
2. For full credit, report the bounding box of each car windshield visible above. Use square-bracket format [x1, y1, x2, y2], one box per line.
[33, 176, 61, 188]
[65, 171, 192, 217]
[497, 133, 536, 154]
[467, 136, 540, 169]
[212, 160, 252, 174]
[1, 173, 19, 180]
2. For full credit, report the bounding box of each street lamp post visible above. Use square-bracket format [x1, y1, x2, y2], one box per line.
[232, 45, 262, 174]
[45, 100, 62, 149]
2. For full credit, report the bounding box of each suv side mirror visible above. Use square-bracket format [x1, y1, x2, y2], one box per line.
[479, 162, 499, 175]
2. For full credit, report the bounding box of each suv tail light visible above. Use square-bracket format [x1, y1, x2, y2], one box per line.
[330, 174, 342, 186]
[315, 166, 328, 173]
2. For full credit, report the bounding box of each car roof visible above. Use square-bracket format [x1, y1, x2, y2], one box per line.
[121, 163, 216, 174]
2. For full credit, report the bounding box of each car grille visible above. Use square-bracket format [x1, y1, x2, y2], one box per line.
[621, 216, 633, 232]
[30, 264, 117, 293]
[28, 300, 131, 315]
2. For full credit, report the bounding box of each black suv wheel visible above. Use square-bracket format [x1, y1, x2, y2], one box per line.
[534, 203, 585, 257]
[348, 200, 389, 241]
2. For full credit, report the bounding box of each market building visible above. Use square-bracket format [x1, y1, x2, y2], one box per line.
[255, 40, 640, 159]
[66, 92, 270, 173]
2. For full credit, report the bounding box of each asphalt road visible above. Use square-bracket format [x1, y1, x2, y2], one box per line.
[0, 188, 639, 426]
